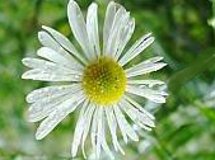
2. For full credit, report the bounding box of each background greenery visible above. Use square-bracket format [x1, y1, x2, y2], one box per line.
[0, 0, 215, 159]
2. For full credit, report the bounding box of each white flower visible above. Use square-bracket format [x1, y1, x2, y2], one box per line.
[22, 0, 168, 159]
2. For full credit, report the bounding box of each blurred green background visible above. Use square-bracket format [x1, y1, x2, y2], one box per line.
[0, 0, 215, 159]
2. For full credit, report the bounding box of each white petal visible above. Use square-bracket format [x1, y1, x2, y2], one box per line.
[119, 98, 155, 128]
[36, 47, 83, 71]
[105, 7, 127, 55]
[86, 3, 100, 57]
[105, 107, 124, 154]
[126, 56, 164, 71]
[103, 1, 121, 54]
[127, 63, 167, 78]
[108, 12, 131, 58]
[42, 25, 87, 65]
[35, 94, 85, 140]
[119, 33, 155, 66]
[124, 95, 155, 120]
[91, 107, 99, 153]
[126, 85, 168, 103]
[36, 46, 68, 64]
[22, 58, 81, 76]
[67, 0, 94, 60]
[22, 69, 81, 82]
[113, 105, 139, 143]
[96, 107, 103, 158]
[81, 104, 96, 158]
[114, 18, 135, 60]
[26, 84, 81, 103]
[72, 100, 89, 157]
[127, 79, 165, 87]
[126, 57, 167, 78]
[114, 106, 127, 143]
[100, 116, 114, 159]
[28, 87, 82, 122]
[38, 32, 83, 70]
[38, 31, 57, 50]
[104, 6, 127, 57]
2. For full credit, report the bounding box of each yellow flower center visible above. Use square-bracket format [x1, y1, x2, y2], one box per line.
[82, 56, 127, 106]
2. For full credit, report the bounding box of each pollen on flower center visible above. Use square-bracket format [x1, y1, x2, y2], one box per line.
[82, 56, 127, 106]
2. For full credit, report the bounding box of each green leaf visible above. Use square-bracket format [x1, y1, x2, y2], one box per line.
[168, 48, 215, 92]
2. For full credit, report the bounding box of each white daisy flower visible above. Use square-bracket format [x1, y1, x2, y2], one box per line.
[22, 0, 168, 159]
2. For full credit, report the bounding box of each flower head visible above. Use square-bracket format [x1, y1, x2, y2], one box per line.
[22, 0, 167, 159]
